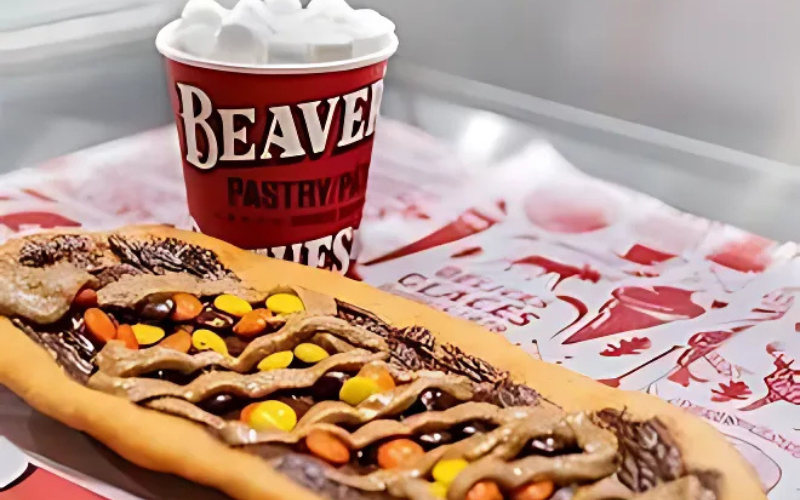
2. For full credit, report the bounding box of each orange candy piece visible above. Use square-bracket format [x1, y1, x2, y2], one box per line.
[306, 430, 351, 465]
[84, 308, 116, 344]
[73, 288, 98, 309]
[240, 402, 260, 424]
[511, 481, 555, 500]
[358, 364, 396, 392]
[233, 310, 268, 337]
[377, 439, 425, 469]
[255, 308, 273, 321]
[171, 293, 204, 321]
[176, 324, 195, 334]
[466, 481, 503, 500]
[116, 325, 139, 350]
[159, 331, 192, 353]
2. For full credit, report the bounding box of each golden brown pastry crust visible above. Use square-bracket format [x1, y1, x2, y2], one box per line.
[0, 225, 766, 500]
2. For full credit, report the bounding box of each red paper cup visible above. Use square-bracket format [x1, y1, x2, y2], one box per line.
[156, 20, 398, 274]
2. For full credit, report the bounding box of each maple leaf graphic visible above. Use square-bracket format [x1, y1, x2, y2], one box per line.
[600, 337, 652, 357]
[711, 380, 752, 402]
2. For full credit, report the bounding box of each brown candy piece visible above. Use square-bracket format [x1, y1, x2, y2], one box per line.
[306, 429, 351, 465]
[467, 481, 503, 500]
[158, 331, 192, 353]
[404, 388, 462, 418]
[419, 389, 460, 411]
[233, 310, 268, 337]
[224, 336, 249, 357]
[138, 293, 176, 321]
[171, 292, 203, 322]
[355, 445, 380, 470]
[417, 430, 453, 449]
[116, 325, 139, 350]
[195, 309, 235, 330]
[73, 288, 98, 309]
[84, 308, 117, 344]
[198, 394, 240, 415]
[311, 372, 350, 401]
[457, 421, 493, 439]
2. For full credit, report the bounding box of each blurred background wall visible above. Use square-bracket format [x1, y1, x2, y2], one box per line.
[2, 0, 800, 168]
[353, 0, 800, 165]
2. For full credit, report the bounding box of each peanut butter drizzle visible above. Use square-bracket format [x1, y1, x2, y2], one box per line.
[281, 285, 338, 316]
[0, 261, 96, 325]
[311, 333, 359, 354]
[1, 234, 710, 500]
[295, 374, 474, 430]
[114, 310, 708, 500]
[571, 474, 711, 500]
[220, 379, 482, 450]
[633, 476, 711, 500]
[96, 276, 335, 320]
[571, 476, 633, 500]
[322, 408, 617, 500]
[445, 413, 618, 499]
[89, 350, 387, 402]
[146, 397, 228, 429]
[215, 374, 478, 446]
[149, 398, 530, 452]
[94, 315, 387, 377]
[97, 273, 267, 307]
[572, 475, 710, 500]
[87, 301, 628, 500]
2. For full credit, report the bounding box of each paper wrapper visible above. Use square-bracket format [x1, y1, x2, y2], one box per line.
[0, 437, 118, 500]
[0, 127, 797, 499]
[157, 24, 396, 275]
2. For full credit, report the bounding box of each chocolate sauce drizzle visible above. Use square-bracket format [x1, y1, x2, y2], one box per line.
[595, 409, 684, 492]
[337, 301, 541, 409]
[19, 235, 102, 269]
[18, 234, 232, 281]
[12, 316, 96, 383]
[7, 235, 717, 500]
[107, 235, 232, 280]
[276, 454, 391, 500]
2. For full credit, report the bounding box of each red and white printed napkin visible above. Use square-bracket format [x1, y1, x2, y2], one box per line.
[0, 123, 796, 499]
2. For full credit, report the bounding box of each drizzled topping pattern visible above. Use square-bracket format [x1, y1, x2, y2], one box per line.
[94, 314, 387, 377]
[4, 231, 719, 500]
[17, 234, 232, 280]
[89, 349, 387, 402]
[78, 288, 713, 500]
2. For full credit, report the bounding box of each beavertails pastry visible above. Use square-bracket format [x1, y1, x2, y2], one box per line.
[0, 227, 764, 500]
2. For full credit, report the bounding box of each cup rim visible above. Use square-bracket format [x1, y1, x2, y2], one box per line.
[156, 20, 398, 75]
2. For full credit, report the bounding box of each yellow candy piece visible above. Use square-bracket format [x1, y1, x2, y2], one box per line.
[248, 401, 297, 432]
[258, 351, 294, 371]
[339, 376, 381, 406]
[266, 293, 305, 315]
[131, 324, 165, 345]
[428, 482, 448, 499]
[432, 458, 469, 486]
[192, 329, 229, 356]
[294, 343, 329, 364]
[214, 294, 253, 317]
